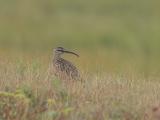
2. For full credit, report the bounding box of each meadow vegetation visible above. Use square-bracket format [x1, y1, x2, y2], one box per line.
[0, 55, 160, 120]
[0, 0, 160, 119]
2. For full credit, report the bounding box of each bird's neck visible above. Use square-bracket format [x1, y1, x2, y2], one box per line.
[53, 54, 61, 61]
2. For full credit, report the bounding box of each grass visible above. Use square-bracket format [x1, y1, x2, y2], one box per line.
[0, 55, 160, 120]
[0, 0, 160, 55]
[0, 0, 160, 119]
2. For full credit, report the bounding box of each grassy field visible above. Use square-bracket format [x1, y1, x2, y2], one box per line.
[0, 0, 160, 119]
[0, 57, 160, 120]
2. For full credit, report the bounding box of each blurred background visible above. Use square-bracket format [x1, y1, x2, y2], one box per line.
[0, 0, 160, 76]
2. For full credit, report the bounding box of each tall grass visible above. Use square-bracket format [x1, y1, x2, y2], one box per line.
[0, 0, 160, 119]
[0, 57, 160, 120]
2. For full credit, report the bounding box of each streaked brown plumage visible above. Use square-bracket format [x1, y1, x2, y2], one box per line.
[53, 47, 80, 81]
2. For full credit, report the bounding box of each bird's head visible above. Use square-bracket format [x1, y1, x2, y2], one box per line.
[54, 47, 79, 57]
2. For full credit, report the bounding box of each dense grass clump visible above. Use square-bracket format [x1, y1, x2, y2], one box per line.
[0, 92, 29, 119]
[0, 58, 160, 120]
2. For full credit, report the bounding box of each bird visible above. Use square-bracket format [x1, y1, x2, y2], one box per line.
[52, 47, 80, 81]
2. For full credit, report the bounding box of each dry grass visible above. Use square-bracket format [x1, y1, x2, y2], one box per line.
[0, 56, 160, 120]
[0, 0, 160, 119]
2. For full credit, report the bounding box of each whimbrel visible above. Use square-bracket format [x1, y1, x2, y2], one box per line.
[53, 47, 80, 81]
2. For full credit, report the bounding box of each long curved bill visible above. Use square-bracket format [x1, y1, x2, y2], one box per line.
[63, 50, 79, 57]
